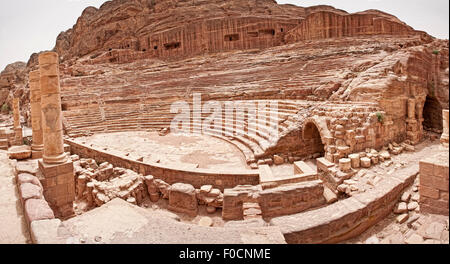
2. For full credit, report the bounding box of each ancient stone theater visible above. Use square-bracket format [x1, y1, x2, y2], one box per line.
[0, 0, 448, 244]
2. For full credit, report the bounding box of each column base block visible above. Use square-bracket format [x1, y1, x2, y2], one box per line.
[38, 159, 75, 218]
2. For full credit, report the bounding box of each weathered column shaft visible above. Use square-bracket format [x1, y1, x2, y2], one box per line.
[408, 98, 416, 120]
[13, 98, 20, 128]
[12, 98, 23, 145]
[39, 52, 67, 164]
[443, 110, 449, 136]
[30, 70, 44, 154]
[441, 110, 449, 146]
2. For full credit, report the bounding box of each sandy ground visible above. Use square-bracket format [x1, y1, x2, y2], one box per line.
[75, 131, 249, 170]
[0, 150, 30, 244]
[63, 198, 285, 244]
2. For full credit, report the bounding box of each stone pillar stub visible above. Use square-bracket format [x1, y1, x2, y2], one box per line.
[12, 98, 23, 145]
[407, 98, 416, 120]
[30, 70, 44, 158]
[38, 159, 75, 218]
[39, 52, 67, 164]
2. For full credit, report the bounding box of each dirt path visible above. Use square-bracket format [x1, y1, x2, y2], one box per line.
[0, 150, 30, 244]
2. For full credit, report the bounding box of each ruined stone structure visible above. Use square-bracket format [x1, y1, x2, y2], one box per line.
[419, 152, 449, 216]
[418, 112, 449, 216]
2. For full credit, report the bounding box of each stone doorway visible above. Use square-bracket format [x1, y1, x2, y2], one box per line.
[423, 95, 443, 131]
[303, 122, 325, 156]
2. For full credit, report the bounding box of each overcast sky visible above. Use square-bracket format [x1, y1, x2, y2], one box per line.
[0, 0, 448, 71]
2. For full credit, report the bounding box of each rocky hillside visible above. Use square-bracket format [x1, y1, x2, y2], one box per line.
[0, 0, 448, 125]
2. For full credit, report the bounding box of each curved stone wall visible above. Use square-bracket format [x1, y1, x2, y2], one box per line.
[64, 139, 260, 191]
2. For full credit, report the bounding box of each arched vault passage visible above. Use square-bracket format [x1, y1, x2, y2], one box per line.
[302, 117, 330, 156]
[423, 95, 443, 131]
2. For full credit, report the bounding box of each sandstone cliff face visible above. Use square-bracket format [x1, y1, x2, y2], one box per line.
[1, 0, 448, 135]
[284, 10, 419, 43]
[51, 0, 422, 64]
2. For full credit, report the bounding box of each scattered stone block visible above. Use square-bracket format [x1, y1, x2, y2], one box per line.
[394, 202, 407, 214]
[8, 145, 32, 160]
[397, 213, 409, 224]
[379, 151, 391, 160]
[323, 187, 337, 204]
[408, 202, 419, 211]
[168, 183, 198, 216]
[339, 158, 351, 172]
[401, 192, 411, 202]
[360, 157, 371, 168]
[337, 184, 348, 193]
[349, 154, 360, 168]
[406, 214, 420, 227]
[273, 155, 284, 165]
[264, 158, 273, 166]
[200, 185, 213, 193]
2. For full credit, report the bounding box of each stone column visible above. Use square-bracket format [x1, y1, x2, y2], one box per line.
[441, 109, 449, 146]
[30, 70, 44, 158]
[407, 98, 416, 120]
[38, 52, 74, 218]
[406, 98, 420, 144]
[12, 98, 23, 145]
[39, 52, 67, 164]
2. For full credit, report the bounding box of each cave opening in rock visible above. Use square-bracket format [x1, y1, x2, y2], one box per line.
[423, 95, 443, 131]
[224, 34, 240, 41]
[259, 29, 276, 36]
[303, 122, 325, 156]
[164, 42, 181, 50]
[61, 103, 68, 111]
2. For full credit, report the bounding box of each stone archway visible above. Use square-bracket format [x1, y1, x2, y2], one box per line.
[302, 121, 325, 155]
[423, 95, 443, 131]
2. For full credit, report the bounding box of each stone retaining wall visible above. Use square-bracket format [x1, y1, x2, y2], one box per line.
[65, 139, 260, 191]
[419, 151, 449, 216]
[259, 180, 325, 218]
[270, 165, 419, 244]
[222, 181, 326, 220]
[14, 162, 55, 235]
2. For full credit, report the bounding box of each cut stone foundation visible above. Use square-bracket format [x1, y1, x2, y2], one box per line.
[38, 159, 75, 218]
